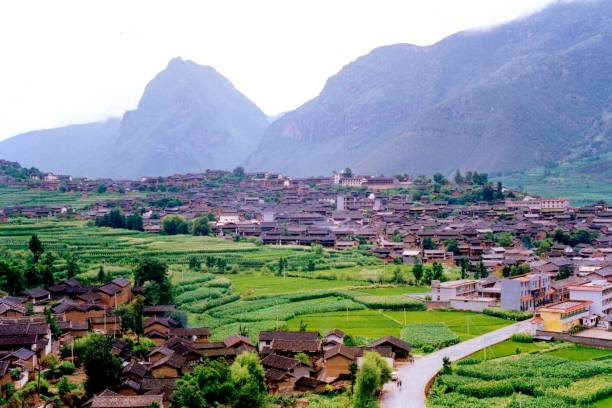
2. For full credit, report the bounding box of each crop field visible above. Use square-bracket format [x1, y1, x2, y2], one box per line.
[286, 309, 509, 343]
[0, 219, 512, 344]
[430, 348, 612, 407]
[0, 186, 146, 208]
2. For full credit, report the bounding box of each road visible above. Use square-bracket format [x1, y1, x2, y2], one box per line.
[381, 320, 533, 408]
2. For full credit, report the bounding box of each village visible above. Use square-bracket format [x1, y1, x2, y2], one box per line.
[0, 161, 611, 407]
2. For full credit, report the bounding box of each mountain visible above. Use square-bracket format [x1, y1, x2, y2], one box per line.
[0, 57, 268, 179]
[108, 57, 268, 178]
[0, 119, 120, 176]
[246, 0, 612, 177]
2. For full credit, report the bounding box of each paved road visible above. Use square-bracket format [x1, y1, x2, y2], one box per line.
[381, 320, 533, 408]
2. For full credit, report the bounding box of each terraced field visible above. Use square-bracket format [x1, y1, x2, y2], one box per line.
[0, 187, 146, 208]
[0, 219, 506, 344]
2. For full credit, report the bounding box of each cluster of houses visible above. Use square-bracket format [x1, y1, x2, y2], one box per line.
[0, 275, 413, 407]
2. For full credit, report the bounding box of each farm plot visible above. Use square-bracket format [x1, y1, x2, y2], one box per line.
[400, 322, 460, 350]
[429, 353, 612, 407]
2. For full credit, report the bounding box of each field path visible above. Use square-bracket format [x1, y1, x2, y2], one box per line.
[381, 320, 533, 408]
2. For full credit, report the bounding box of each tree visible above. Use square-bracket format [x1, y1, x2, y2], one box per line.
[432, 262, 444, 281]
[191, 216, 212, 236]
[133, 258, 173, 305]
[0, 260, 26, 295]
[188, 256, 201, 271]
[412, 261, 424, 285]
[454, 170, 464, 185]
[299, 319, 308, 332]
[555, 265, 571, 281]
[97, 265, 106, 283]
[125, 213, 144, 231]
[482, 184, 494, 201]
[65, 254, 80, 279]
[391, 230, 403, 243]
[276, 257, 288, 276]
[422, 266, 433, 285]
[478, 259, 488, 279]
[44, 307, 61, 338]
[82, 335, 122, 396]
[172, 359, 234, 408]
[496, 232, 514, 248]
[29, 234, 44, 263]
[445, 240, 460, 255]
[343, 167, 352, 177]
[353, 351, 392, 408]
[294, 352, 309, 365]
[232, 166, 245, 179]
[441, 356, 452, 374]
[460, 259, 470, 279]
[433, 173, 446, 185]
[306, 258, 316, 272]
[97, 184, 107, 194]
[422, 237, 436, 250]
[39, 252, 57, 286]
[229, 352, 266, 408]
[392, 267, 404, 284]
[161, 215, 189, 235]
[130, 295, 145, 338]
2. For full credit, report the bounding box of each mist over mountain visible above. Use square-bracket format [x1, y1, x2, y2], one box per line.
[245, 0, 612, 177]
[0, 0, 610, 181]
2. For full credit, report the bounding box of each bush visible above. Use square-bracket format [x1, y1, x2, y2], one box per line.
[483, 308, 533, 321]
[58, 361, 76, 375]
[511, 333, 534, 343]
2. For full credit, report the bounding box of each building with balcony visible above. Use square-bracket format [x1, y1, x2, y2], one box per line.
[501, 273, 553, 311]
[537, 300, 591, 333]
[568, 280, 612, 316]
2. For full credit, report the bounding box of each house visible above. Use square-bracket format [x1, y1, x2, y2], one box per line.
[568, 280, 612, 316]
[538, 300, 591, 333]
[0, 321, 52, 356]
[323, 329, 345, 350]
[0, 360, 11, 387]
[321, 344, 356, 381]
[258, 331, 320, 353]
[430, 279, 479, 302]
[96, 278, 132, 306]
[150, 353, 185, 378]
[370, 336, 412, 361]
[86, 391, 164, 408]
[501, 273, 553, 311]
[168, 327, 210, 344]
[52, 301, 106, 323]
[89, 316, 121, 335]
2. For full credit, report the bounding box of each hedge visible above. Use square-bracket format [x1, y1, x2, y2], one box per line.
[483, 308, 533, 321]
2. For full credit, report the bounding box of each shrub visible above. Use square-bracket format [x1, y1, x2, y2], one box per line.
[58, 361, 76, 375]
[483, 308, 533, 321]
[511, 332, 534, 343]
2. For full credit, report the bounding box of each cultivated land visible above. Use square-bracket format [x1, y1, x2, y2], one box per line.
[0, 219, 491, 346]
[0, 186, 147, 208]
[427, 342, 612, 407]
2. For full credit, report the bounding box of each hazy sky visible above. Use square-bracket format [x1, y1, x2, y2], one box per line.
[0, 0, 558, 140]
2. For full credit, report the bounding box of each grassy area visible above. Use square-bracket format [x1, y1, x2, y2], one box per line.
[353, 286, 430, 295]
[225, 274, 369, 297]
[593, 395, 612, 408]
[546, 345, 612, 361]
[466, 339, 552, 360]
[287, 309, 509, 342]
[0, 186, 146, 208]
[494, 153, 612, 205]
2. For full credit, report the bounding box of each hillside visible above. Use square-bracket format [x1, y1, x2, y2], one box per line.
[0, 58, 268, 179]
[108, 57, 269, 178]
[0, 119, 120, 176]
[246, 0, 612, 177]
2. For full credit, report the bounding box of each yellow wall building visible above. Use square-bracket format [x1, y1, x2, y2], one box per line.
[538, 300, 591, 333]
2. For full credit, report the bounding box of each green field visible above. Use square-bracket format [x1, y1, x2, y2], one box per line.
[466, 339, 552, 360]
[287, 309, 509, 342]
[0, 186, 147, 208]
[494, 153, 612, 206]
[225, 274, 369, 297]
[0, 219, 514, 345]
[547, 345, 612, 361]
[430, 348, 612, 407]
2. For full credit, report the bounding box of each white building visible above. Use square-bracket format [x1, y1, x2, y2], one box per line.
[568, 279, 612, 316]
[430, 279, 479, 302]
